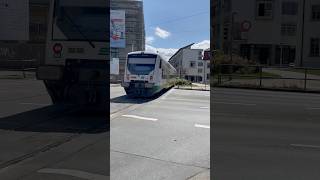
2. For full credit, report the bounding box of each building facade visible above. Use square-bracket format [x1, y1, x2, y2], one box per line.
[169, 44, 210, 84]
[0, 0, 49, 69]
[110, 0, 145, 81]
[212, 0, 320, 67]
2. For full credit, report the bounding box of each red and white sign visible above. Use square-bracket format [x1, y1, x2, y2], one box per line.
[240, 20, 251, 32]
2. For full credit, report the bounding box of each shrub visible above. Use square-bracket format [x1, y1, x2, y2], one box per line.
[168, 78, 192, 87]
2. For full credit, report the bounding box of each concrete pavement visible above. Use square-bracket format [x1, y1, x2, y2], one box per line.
[213, 88, 320, 179]
[0, 79, 109, 179]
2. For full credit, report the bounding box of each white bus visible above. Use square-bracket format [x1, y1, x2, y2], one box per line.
[122, 51, 177, 97]
[37, 0, 108, 109]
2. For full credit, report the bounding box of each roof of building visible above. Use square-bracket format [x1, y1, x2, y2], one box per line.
[168, 43, 195, 62]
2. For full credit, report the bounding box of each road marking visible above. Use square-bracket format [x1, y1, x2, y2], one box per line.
[38, 168, 108, 180]
[200, 106, 209, 109]
[122, 115, 158, 121]
[161, 88, 175, 100]
[166, 98, 209, 103]
[20, 102, 51, 106]
[214, 101, 256, 106]
[195, 124, 210, 129]
[307, 107, 320, 110]
[290, 144, 320, 149]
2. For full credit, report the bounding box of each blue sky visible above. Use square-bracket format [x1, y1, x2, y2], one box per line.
[142, 0, 210, 60]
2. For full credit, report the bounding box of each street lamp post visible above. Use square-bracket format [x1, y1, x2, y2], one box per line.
[300, 0, 306, 67]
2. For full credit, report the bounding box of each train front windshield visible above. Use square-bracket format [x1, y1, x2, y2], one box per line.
[53, 0, 108, 41]
[127, 57, 156, 75]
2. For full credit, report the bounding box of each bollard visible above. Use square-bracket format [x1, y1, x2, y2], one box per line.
[304, 68, 307, 91]
[259, 66, 262, 87]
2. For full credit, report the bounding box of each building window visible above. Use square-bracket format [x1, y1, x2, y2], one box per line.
[207, 63, 210, 69]
[256, 0, 273, 18]
[198, 62, 203, 66]
[198, 68, 203, 73]
[207, 73, 210, 80]
[281, 24, 297, 36]
[312, 5, 320, 21]
[310, 38, 320, 57]
[282, 2, 298, 15]
[190, 61, 196, 68]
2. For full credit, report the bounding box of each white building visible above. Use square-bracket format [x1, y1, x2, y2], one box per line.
[212, 0, 320, 67]
[169, 44, 210, 84]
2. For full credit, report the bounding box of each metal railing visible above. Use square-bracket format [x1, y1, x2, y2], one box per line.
[212, 64, 320, 92]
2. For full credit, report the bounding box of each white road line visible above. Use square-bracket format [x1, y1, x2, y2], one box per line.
[214, 102, 256, 106]
[290, 144, 320, 149]
[194, 124, 210, 129]
[20, 103, 51, 106]
[122, 115, 158, 121]
[161, 88, 175, 100]
[38, 168, 108, 180]
[166, 98, 209, 103]
[200, 106, 209, 109]
[307, 107, 320, 110]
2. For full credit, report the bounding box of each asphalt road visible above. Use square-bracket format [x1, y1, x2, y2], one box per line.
[110, 86, 210, 180]
[0, 79, 108, 180]
[0, 79, 210, 180]
[213, 88, 320, 179]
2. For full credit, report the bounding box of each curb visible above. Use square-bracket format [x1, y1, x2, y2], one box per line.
[213, 85, 320, 94]
[175, 86, 210, 91]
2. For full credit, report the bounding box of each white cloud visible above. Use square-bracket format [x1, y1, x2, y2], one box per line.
[145, 36, 155, 45]
[145, 45, 178, 61]
[154, 27, 171, 39]
[191, 40, 210, 50]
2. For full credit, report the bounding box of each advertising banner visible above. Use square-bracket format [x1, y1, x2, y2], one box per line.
[110, 10, 125, 48]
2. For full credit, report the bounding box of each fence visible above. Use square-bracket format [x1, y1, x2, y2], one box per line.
[212, 64, 320, 92]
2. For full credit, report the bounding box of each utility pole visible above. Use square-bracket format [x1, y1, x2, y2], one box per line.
[300, 0, 306, 67]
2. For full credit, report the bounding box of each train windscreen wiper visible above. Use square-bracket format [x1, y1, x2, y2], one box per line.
[61, 7, 96, 48]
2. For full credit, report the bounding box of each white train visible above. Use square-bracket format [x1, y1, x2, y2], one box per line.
[122, 51, 177, 97]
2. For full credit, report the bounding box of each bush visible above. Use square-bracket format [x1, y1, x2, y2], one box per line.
[213, 50, 258, 74]
[168, 78, 192, 87]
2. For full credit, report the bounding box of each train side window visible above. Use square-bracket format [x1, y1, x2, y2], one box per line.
[159, 60, 162, 68]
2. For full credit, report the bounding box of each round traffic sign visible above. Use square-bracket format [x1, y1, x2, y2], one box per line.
[241, 20, 251, 32]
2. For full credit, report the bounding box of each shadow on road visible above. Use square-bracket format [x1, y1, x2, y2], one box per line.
[110, 87, 171, 104]
[0, 105, 108, 134]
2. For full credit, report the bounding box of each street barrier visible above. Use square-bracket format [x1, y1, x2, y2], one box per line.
[212, 64, 320, 92]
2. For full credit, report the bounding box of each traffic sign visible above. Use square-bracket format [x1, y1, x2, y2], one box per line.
[240, 20, 251, 32]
